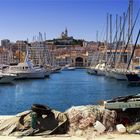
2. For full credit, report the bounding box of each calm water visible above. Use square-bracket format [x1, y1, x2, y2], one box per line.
[0, 69, 140, 115]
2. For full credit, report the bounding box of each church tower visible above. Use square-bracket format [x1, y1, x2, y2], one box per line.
[65, 27, 68, 37]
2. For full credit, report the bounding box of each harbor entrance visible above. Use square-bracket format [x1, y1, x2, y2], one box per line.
[75, 57, 83, 67]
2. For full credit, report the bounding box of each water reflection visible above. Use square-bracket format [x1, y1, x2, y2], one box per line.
[0, 69, 140, 115]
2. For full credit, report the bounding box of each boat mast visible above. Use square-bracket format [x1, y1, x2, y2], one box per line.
[115, 15, 122, 68]
[106, 13, 109, 44]
[130, 0, 133, 44]
[96, 30, 98, 43]
[128, 0, 133, 45]
[123, 12, 126, 45]
[123, 7, 140, 61]
[110, 14, 112, 45]
[113, 6, 129, 67]
[109, 14, 112, 66]
[116, 14, 118, 43]
[106, 13, 109, 63]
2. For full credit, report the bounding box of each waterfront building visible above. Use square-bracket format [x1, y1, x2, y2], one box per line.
[131, 45, 140, 67]
[15, 40, 27, 52]
[0, 49, 11, 64]
[85, 41, 98, 66]
[1, 39, 10, 48]
[29, 42, 51, 66]
[45, 28, 89, 67]
[1, 31, 139, 68]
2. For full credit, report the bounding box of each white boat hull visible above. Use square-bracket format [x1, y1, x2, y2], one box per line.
[105, 70, 115, 78]
[106, 69, 127, 80]
[67, 67, 75, 70]
[87, 68, 97, 75]
[88, 63, 106, 76]
[87, 68, 105, 76]
[15, 71, 45, 79]
[3, 63, 46, 79]
[0, 75, 15, 83]
[62, 66, 75, 71]
[113, 71, 127, 80]
[96, 69, 105, 76]
[45, 70, 51, 77]
[51, 67, 61, 73]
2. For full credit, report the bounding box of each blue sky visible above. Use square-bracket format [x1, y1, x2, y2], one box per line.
[0, 0, 139, 42]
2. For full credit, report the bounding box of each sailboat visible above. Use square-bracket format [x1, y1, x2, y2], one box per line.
[116, 2, 140, 82]
[125, 29, 140, 83]
[61, 64, 75, 71]
[106, 0, 139, 81]
[87, 44, 106, 76]
[104, 13, 128, 80]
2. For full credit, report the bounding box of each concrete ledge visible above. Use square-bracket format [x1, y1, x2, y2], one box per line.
[0, 115, 14, 120]
[0, 134, 139, 140]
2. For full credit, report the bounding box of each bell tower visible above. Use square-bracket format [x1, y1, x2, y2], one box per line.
[65, 27, 68, 37]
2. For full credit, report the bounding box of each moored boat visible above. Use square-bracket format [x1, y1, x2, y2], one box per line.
[87, 66, 97, 75]
[2, 48, 46, 79]
[0, 72, 16, 84]
[105, 69, 114, 78]
[112, 69, 127, 80]
[51, 66, 61, 73]
[2, 60, 46, 79]
[87, 63, 105, 76]
[5, 63, 45, 79]
[61, 64, 76, 71]
[126, 71, 140, 83]
[105, 94, 140, 109]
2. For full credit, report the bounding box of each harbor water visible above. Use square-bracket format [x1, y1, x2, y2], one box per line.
[0, 69, 140, 115]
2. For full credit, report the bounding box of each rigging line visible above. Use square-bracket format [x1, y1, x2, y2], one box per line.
[111, 15, 123, 65]
[106, 15, 124, 66]
[123, 7, 140, 54]
[103, 15, 116, 43]
[106, 12, 127, 66]
[127, 29, 140, 70]
[111, 16, 117, 41]
[99, 21, 106, 41]
[113, 6, 129, 66]
[98, 17, 112, 63]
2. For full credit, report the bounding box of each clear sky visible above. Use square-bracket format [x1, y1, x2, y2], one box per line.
[0, 0, 139, 42]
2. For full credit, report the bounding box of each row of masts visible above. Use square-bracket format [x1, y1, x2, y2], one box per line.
[105, 0, 134, 68]
[106, 0, 133, 46]
[18, 32, 58, 71]
[32, 32, 47, 42]
[88, 0, 140, 83]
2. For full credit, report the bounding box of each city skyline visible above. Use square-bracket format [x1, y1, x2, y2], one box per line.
[0, 0, 139, 42]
